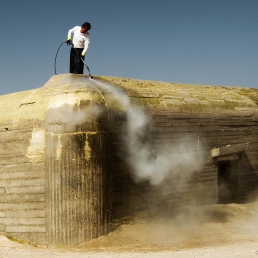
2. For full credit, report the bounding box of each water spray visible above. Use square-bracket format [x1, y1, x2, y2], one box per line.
[92, 79, 204, 186]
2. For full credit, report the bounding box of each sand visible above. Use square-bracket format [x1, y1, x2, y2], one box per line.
[0, 202, 258, 257]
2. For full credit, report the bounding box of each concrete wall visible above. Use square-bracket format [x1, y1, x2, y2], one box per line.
[100, 76, 258, 222]
[0, 74, 258, 246]
[0, 88, 48, 244]
[0, 75, 110, 245]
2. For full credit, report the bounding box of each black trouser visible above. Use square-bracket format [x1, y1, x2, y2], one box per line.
[70, 47, 85, 74]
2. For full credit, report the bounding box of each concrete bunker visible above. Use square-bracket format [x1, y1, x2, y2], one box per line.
[0, 74, 258, 246]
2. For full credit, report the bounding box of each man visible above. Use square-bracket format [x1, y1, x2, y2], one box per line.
[66, 22, 91, 74]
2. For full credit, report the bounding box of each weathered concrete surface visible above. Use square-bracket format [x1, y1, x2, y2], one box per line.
[0, 74, 258, 247]
[0, 74, 110, 246]
[96, 75, 258, 221]
[211, 142, 250, 158]
[98, 76, 258, 112]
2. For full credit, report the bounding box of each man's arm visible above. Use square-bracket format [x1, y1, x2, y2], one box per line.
[81, 36, 90, 56]
[67, 26, 77, 41]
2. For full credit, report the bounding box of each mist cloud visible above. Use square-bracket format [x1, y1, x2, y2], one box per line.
[93, 79, 204, 185]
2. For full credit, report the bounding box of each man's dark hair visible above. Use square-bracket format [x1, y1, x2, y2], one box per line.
[82, 22, 91, 30]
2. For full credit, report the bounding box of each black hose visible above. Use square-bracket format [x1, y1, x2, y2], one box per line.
[54, 41, 67, 75]
[54, 41, 93, 78]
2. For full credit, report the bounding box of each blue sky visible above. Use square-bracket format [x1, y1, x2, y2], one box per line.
[0, 0, 258, 95]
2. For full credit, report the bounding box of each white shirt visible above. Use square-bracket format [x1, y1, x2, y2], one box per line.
[68, 26, 90, 56]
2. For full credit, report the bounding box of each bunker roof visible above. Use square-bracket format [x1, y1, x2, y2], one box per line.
[0, 74, 257, 123]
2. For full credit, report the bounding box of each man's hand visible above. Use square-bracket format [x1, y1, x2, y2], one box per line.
[66, 39, 72, 45]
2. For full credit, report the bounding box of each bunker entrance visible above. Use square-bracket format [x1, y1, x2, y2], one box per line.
[218, 160, 237, 204]
[210, 143, 250, 205]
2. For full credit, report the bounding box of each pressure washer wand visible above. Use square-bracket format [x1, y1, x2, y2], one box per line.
[80, 57, 93, 79]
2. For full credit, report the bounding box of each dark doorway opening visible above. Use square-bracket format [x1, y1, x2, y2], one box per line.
[218, 160, 238, 204]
